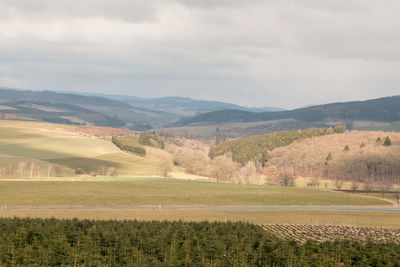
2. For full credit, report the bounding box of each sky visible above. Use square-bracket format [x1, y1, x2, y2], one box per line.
[0, 0, 399, 109]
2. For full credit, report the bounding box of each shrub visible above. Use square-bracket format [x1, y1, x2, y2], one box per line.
[383, 136, 392, 146]
[325, 152, 333, 161]
[138, 133, 165, 149]
[112, 136, 146, 156]
[278, 168, 295, 187]
[74, 168, 84, 175]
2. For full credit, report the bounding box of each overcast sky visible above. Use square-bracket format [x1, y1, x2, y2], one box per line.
[0, 0, 399, 108]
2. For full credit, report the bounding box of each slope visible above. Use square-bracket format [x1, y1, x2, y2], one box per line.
[0, 120, 160, 177]
[170, 96, 400, 128]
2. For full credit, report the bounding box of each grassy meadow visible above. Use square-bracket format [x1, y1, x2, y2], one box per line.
[0, 179, 391, 206]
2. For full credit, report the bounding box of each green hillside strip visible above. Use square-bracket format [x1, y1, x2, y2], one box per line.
[0, 180, 390, 206]
[0, 136, 118, 160]
[209, 127, 345, 165]
[112, 136, 146, 156]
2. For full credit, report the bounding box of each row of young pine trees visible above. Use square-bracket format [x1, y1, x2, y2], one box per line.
[0, 217, 399, 266]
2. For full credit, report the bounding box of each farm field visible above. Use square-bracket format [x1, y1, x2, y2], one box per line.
[352, 120, 400, 132]
[0, 179, 391, 207]
[263, 224, 400, 244]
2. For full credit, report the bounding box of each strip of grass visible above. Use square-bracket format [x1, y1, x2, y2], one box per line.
[1, 210, 399, 227]
[0, 180, 390, 206]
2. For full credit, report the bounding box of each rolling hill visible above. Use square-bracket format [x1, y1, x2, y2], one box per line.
[0, 88, 278, 129]
[171, 96, 400, 126]
[165, 96, 400, 138]
[0, 120, 161, 177]
[70, 92, 283, 115]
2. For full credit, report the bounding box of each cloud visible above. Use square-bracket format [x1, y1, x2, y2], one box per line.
[0, 0, 399, 108]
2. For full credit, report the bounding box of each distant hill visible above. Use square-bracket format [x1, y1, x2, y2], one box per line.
[66, 92, 283, 115]
[170, 96, 400, 127]
[0, 88, 283, 129]
[0, 88, 136, 128]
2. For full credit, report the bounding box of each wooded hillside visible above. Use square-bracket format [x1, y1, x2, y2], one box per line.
[209, 127, 346, 165]
[171, 96, 400, 127]
[267, 131, 400, 187]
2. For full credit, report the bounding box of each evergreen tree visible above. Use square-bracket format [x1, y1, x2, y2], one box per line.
[383, 136, 392, 146]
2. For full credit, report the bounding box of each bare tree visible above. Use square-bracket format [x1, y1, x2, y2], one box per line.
[335, 178, 343, 191]
[30, 162, 35, 178]
[18, 161, 26, 177]
[100, 165, 107, 176]
[240, 161, 257, 184]
[108, 167, 117, 177]
[47, 164, 53, 179]
[211, 155, 239, 182]
[278, 167, 295, 187]
[159, 157, 172, 177]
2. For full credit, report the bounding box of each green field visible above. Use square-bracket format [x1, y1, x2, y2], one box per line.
[0, 179, 390, 206]
[295, 179, 353, 190]
[0, 120, 160, 176]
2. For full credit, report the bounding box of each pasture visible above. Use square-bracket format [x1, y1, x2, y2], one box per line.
[0, 179, 390, 207]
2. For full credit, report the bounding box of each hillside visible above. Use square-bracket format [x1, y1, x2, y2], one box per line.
[266, 131, 400, 187]
[72, 93, 282, 115]
[0, 88, 281, 129]
[167, 96, 400, 137]
[0, 88, 179, 129]
[0, 120, 162, 177]
[172, 96, 400, 126]
[209, 127, 345, 165]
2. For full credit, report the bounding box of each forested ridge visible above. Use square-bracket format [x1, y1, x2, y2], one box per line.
[172, 95, 400, 126]
[0, 218, 399, 266]
[209, 127, 345, 165]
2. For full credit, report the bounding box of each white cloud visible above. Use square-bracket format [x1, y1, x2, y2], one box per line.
[0, 0, 399, 108]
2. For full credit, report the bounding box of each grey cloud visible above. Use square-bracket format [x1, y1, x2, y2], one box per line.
[0, 0, 399, 109]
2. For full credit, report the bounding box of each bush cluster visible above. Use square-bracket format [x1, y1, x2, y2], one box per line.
[111, 136, 146, 156]
[138, 133, 165, 149]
